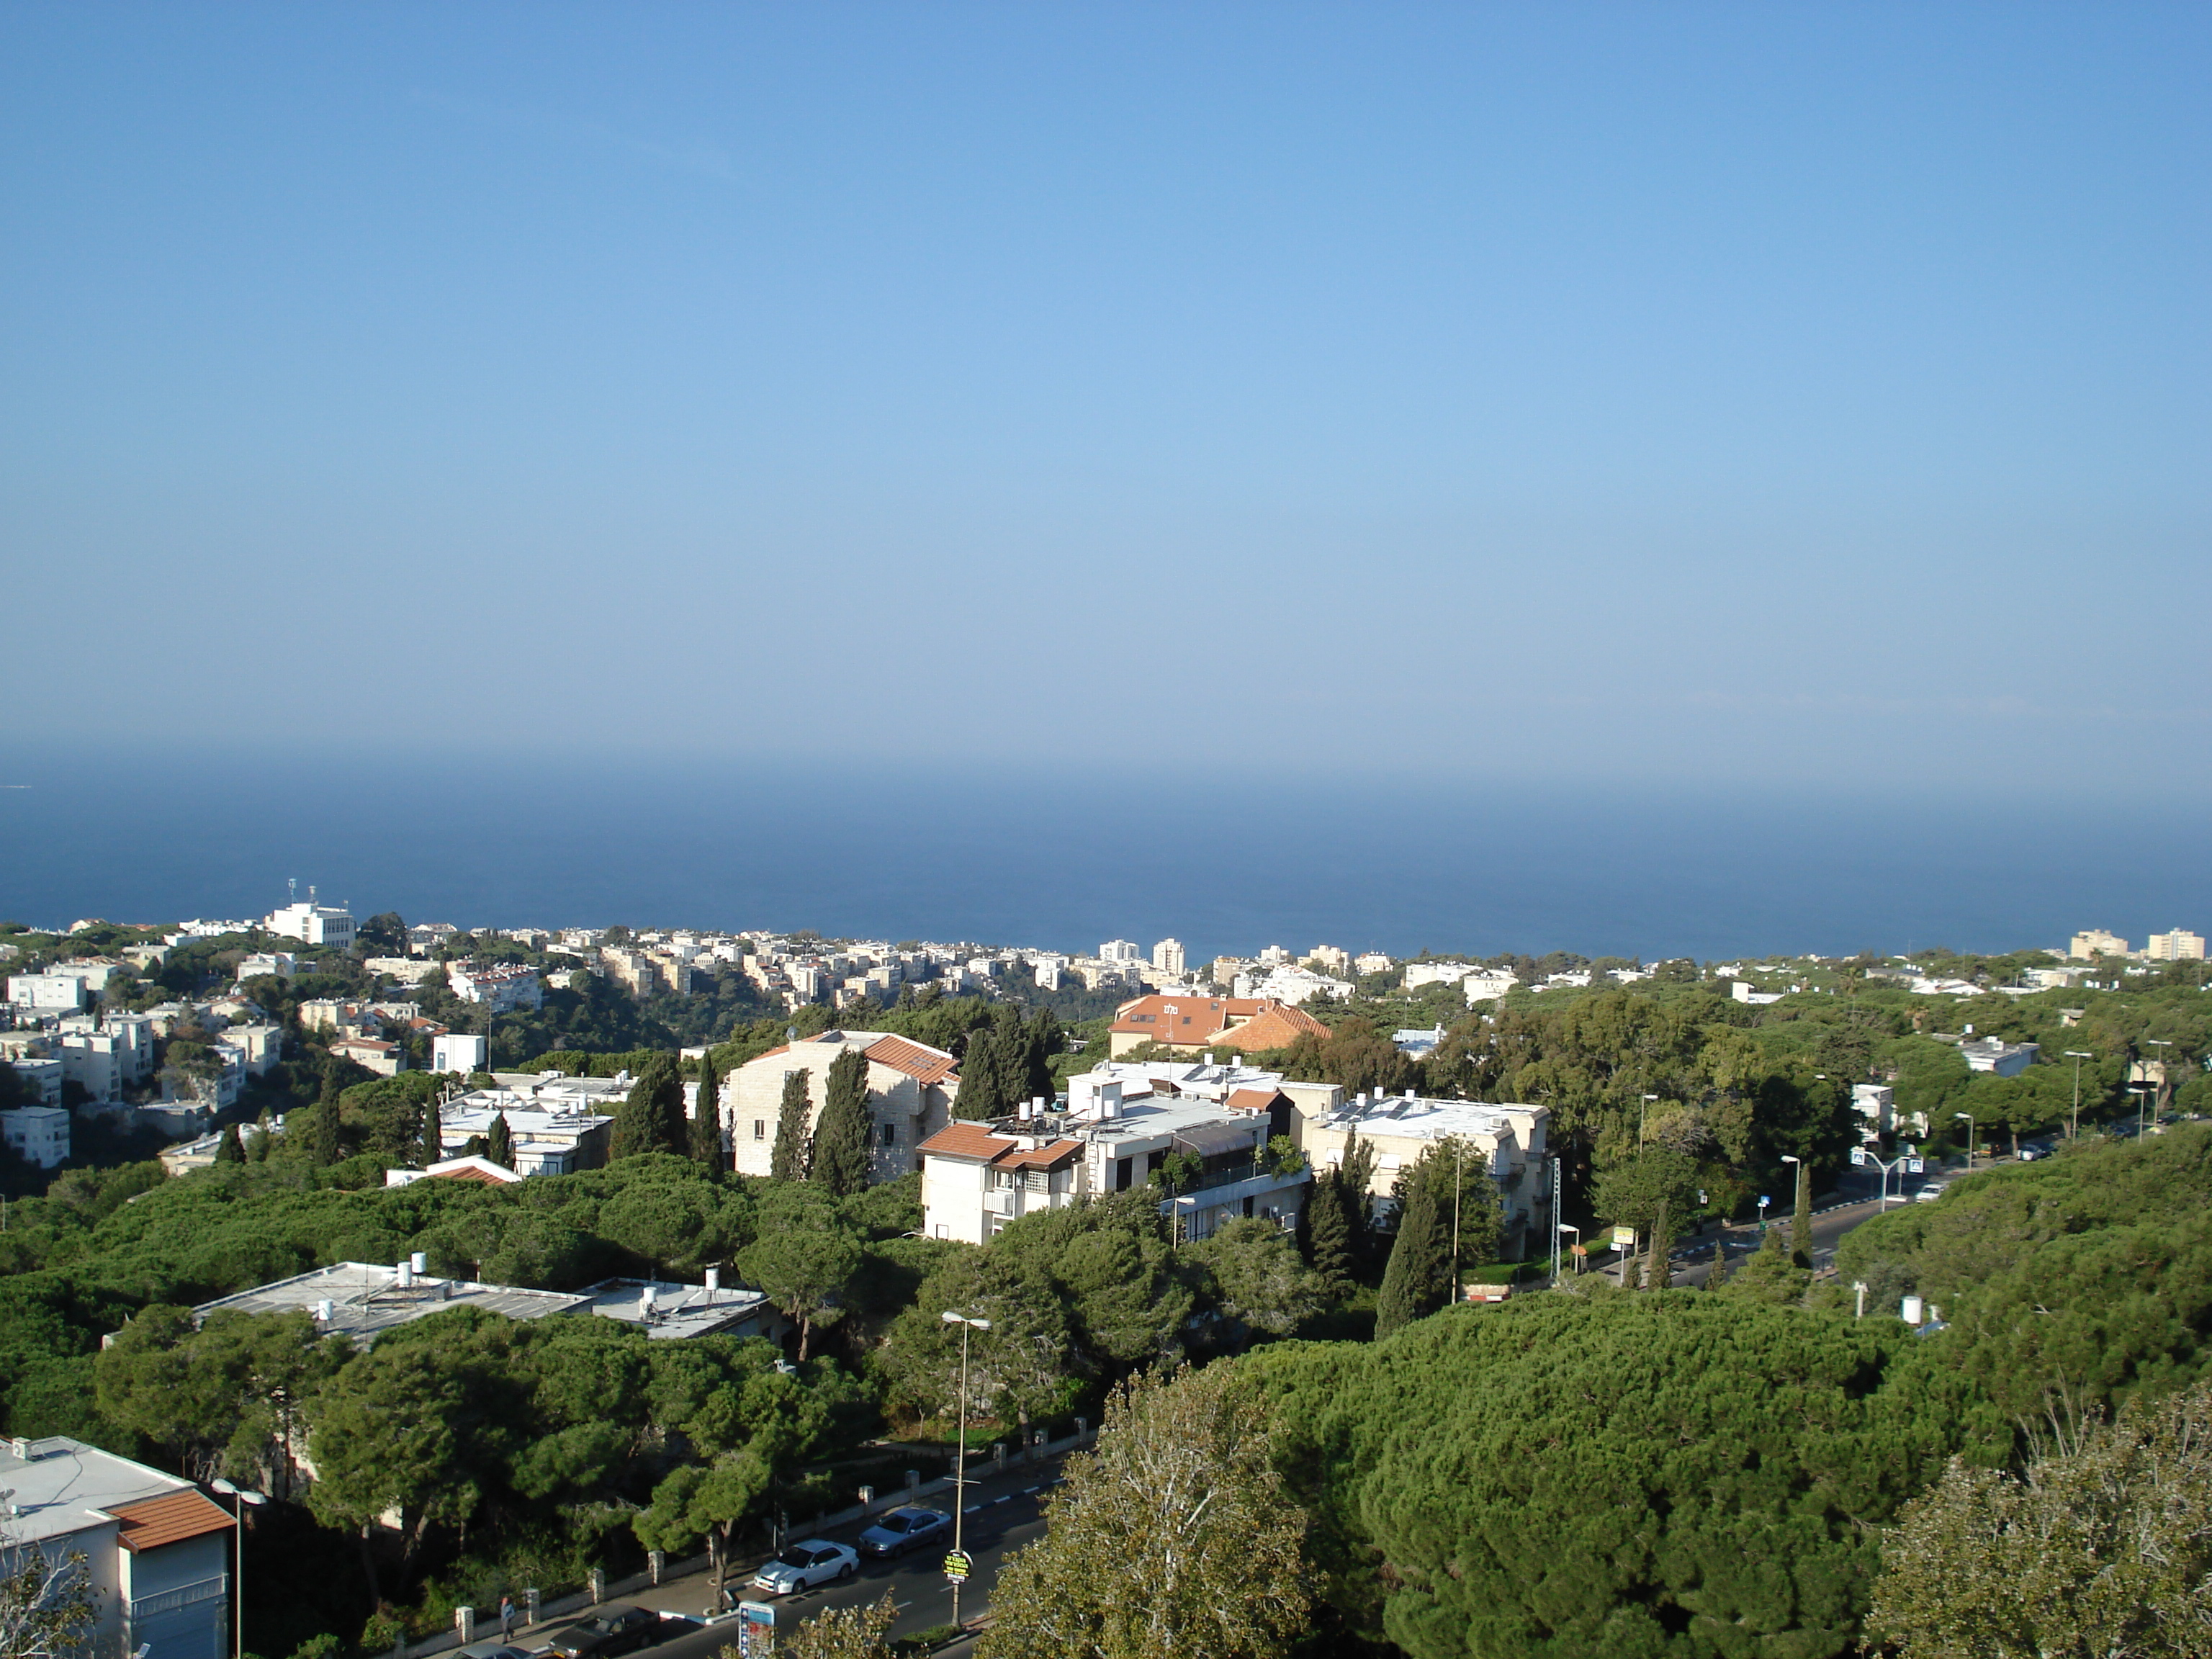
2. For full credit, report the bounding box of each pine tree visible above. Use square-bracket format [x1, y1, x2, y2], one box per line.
[246, 1110, 272, 1162]
[1302, 1168, 1356, 1296]
[956, 1025, 1006, 1120]
[811, 1048, 873, 1197]
[487, 1112, 514, 1169]
[690, 1051, 722, 1167]
[770, 1069, 812, 1181]
[1375, 1172, 1451, 1338]
[215, 1123, 246, 1164]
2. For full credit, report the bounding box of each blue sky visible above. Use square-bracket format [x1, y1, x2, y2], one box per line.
[4, 2, 2206, 793]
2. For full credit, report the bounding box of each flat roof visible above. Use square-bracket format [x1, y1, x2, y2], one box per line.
[192, 1262, 590, 1342]
[577, 1278, 778, 1341]
[1318, 1097, 1545, 1141]
[0, 1436, 194, 1547]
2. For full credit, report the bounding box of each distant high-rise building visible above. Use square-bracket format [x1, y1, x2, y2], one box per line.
[1100, 940, 1141, 963]
[2145, 928, 2206, 962]
[2069, 928, 2129, 961]
[1151, 938, 1186, 975]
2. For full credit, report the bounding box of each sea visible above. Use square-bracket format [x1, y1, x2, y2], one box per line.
[0, 751, 2202, 966]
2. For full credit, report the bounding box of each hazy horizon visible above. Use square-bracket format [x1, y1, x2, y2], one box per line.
[2, 3, 2206, 801]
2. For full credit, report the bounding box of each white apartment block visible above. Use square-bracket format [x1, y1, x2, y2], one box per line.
[0, 1435, 236, 1659]
[433, 1033, 489, 1074]
[448, 961, 544, 1012]
[265, 900, 354, 950]
[1852, 1083, 1896, 1138]
[2, 1103, 71, 1167]
[1300, 1092, 1550, 1261]
[920, 1076, 1310, 1246]
[9, 972, 89, 1012]
[723, 1030, 961, 1182]
[1099, 940, 1142, 963]
[2146, 928, 2206, 962]
[9, 1054, 64, 1106]
[1233, 963, 1352, 1006]
[1151, 938, 1187, 975]
[1403, 961, 1475, 990]
[1462, 970, 1519, 1006]
[2069, 927, 2130, 961]
[1354, 952, 1394, 975]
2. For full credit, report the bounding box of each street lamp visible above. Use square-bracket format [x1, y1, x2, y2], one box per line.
[2064, 1051, 2092, 1138]
[2129, 1086, 2153, 1137]
[1640, 1094, 1658, 1146]
[2146, 1039, 2173, 1123]
[1954, 1112, 1974, 1171]
[209, 1479, 267, 1659]
[939, 1311, 992, 1632]
[1780, 1155, 1801, 1254]
[1555, 1223, 1579, 1282]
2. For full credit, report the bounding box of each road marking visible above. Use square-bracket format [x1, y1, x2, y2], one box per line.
[1022, 1485, 1040, 1493]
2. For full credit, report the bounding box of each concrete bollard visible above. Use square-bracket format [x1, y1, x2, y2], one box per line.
[1075, 1415, 1088, 1443]
[649, 1550, 665, 1586]
[904, 1469, 920, 1490]
[858, 1485, 873, 1507]
[993, 1442, 1007, 1470]
[589, 1568, 607, 1605]
[526, 1589, 541, 1628]
[456, 1608, 476, 1645]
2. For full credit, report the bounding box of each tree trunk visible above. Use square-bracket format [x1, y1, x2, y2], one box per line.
[796, 1315, 811, 1363]
[356, 1524, 383, 1607]
[710, 1529, 725, 1613]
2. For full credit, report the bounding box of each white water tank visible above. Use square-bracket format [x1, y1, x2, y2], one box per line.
[1901, 1295, 1924, 1325]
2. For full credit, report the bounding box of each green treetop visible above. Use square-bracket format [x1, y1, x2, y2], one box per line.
[810, 1048, 873, 1197]
[770, 1069, 811, 1181]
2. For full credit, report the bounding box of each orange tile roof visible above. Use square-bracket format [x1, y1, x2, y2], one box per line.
[432, 1164, 513, 1184]
[1109, 996, 1262, 1039]
[107, 1491, 235, 1552]
[864, 1035, 960, 1086]
[918, 1121, 1015, 1161]
[1226, 1087, 1287, 1115]
[996, 1138, 1084, 1172]
[1212, 1002, 1331, 1053]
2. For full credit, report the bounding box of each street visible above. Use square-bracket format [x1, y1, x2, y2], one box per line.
[541, 1463, 1059, 1659]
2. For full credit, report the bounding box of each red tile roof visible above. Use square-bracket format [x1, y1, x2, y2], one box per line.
[864, 1035, 960, 1086]
[918, 1122, 1015, 1161]
[107, 1491, 235, 1552]
[1211, 1002, 1331, 1053]
[1226, 1087, 1287, 1115]
[996, 1138, 1084, 1172]
[1109, 996, 1263, 1039]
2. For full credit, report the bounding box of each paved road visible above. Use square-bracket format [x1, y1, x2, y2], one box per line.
[538, 1464, 1058, 1658]
[1571, 1175, 1924, 1290]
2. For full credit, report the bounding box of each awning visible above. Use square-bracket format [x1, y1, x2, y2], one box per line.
[1173, 1123, 1258, 1159]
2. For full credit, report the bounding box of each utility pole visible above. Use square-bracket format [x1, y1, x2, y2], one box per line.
[940, 1310, 990, 1632]
[2064, 1051, 2092, 1138]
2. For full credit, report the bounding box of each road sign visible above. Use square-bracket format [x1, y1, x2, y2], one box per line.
[943, 1550, 972, 1582]
[736, 1602, 775, 1657]
[1905, 1158, 1924, 1174]
[1611, 1225, 1636, 1249]
[1851, 1148, 1869, 1166]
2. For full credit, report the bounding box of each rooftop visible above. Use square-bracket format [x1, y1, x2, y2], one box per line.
[0, 1436, 199, 1547]
[191, 1262, 590, 1343]
[577, 1277, 778, 1341]
[1318, 1094, 1545, 1141]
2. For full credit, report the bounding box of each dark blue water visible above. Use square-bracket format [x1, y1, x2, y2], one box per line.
[0, 749, 2200, 964]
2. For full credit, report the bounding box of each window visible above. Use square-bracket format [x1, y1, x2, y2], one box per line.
[753, 1120, 765, 1140]
[934, 1222, 948, 1238]
[881, 1122, 897, 1147]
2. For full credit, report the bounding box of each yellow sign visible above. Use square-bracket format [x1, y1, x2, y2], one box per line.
[1612, 1226, 1637, 1249]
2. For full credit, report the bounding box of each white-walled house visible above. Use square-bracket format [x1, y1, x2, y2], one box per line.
[919, 1077, 1310, 1246]
[0, 1435, 236, 1659]
[1, 1103, 71, 1167]
[1299, 1092, 1550, 1261]
[722, 1030, 961, 1182]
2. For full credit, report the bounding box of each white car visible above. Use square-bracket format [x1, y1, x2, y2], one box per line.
[751, 1539, 859, 1596]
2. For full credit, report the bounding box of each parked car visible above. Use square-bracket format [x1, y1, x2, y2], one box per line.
[544, 1606, 667, 1659]
[458, 1646, 532, 1659]
[751, 1539, 859, 1596]
[1913, 1182, 1949, 1204]
[858, 1507, 952, 1559]
[2016, 1141, 2056, 1161]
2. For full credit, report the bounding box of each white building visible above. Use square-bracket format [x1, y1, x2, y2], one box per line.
[2069, 927, 2130, 961]
[1099, 940, 1142, 963]
[0, 1435, 236, 1659]
[2146, 928, 2206, 963]
[328, 1036, 405, 1077]
[8, 972, 89, 1013]
[1233, 964, 1352, 1007]
[919, 1080, 1310, 1246]
[447, 961, 544, 1012]
[9, 1054, 64, 1107]
[1300, 1092, 1550, 1261]
[723, 1030, 961, 1182]
[1151, 938, 1187, 976]
[1461, 970, 1519, 1007]
[264, 900, 354, 950]
[211, 1023, 284, 1077]
[433, 1033, 488, 1074]
[1403, 961, 1475, 990]
[1851, 1083, 1897, 1138]
[234, 951, 297, 983]
[1961, 1037, 2039, 1078]
[1, 1103, 71, 1167]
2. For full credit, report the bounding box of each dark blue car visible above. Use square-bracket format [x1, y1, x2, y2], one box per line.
[857, 1507, 952, 1558]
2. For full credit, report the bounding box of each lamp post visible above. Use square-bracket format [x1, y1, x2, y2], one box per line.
[2146, 1039, 2173, 1122]
[1954, 1112, 1974, 1171]
[1851, 1143, 1913, 1209]
[209, 1479, 267, 1659]
[1780, 1155, 1801, 1257]
[2129, 1085, 2152, 1138]
[939, 1311, 991, 1632]
[1555, 1223, 1579, 1281]
[1640, 1094, 1657, 1146]
[2064, 1051, 2092, 1138]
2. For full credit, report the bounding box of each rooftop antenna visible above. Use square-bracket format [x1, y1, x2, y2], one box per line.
[288, 878, 297, 905]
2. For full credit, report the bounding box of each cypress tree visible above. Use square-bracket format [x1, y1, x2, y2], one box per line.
[655, 1053, 688, 1153]
[1303, 1167, 1356, 1296]
[770, 1068, 812, 1181]
[1375, 1170, 1451, 1338]
[956, 1025, 1006, 1120]
[690, 1051, 722, 1167]
[1646, 1195, 1671, 1290]
[1791, 1156, 1814, 1269]
[612, 1057, 675, 1159]
[215, 1123, 246, 1164]
[310, 1082, 342, 1168]
[811, 1048, 873, 1197]
[421, 1094, 443, 1166]
[1341, 1130, 1380, 1267]
[487, 1111, 514, 1169]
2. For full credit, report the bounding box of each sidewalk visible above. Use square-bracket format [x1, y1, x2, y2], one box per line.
[410, 1439, 1084, 1658]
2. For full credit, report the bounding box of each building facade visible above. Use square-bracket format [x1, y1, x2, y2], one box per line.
[723, 1030, 961, 1182]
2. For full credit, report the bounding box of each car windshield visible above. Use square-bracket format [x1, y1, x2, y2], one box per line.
[882, 1516, 913, 1532]
[775, 1549, 811, 1568]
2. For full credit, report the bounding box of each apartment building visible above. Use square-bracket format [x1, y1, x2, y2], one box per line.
[264, 899, 354, 950]
[2069, 928, 2130, 961]
[2146, 928, 2206, 962]
[1, 1103, 71, 1167]
[1300, 1092, 1550, 1261]
[448, 961, 544, 1012]
[723, 1030, 961, 1182]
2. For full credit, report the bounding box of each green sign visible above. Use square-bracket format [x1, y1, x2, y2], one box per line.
[943, 1550, 972, 1582]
